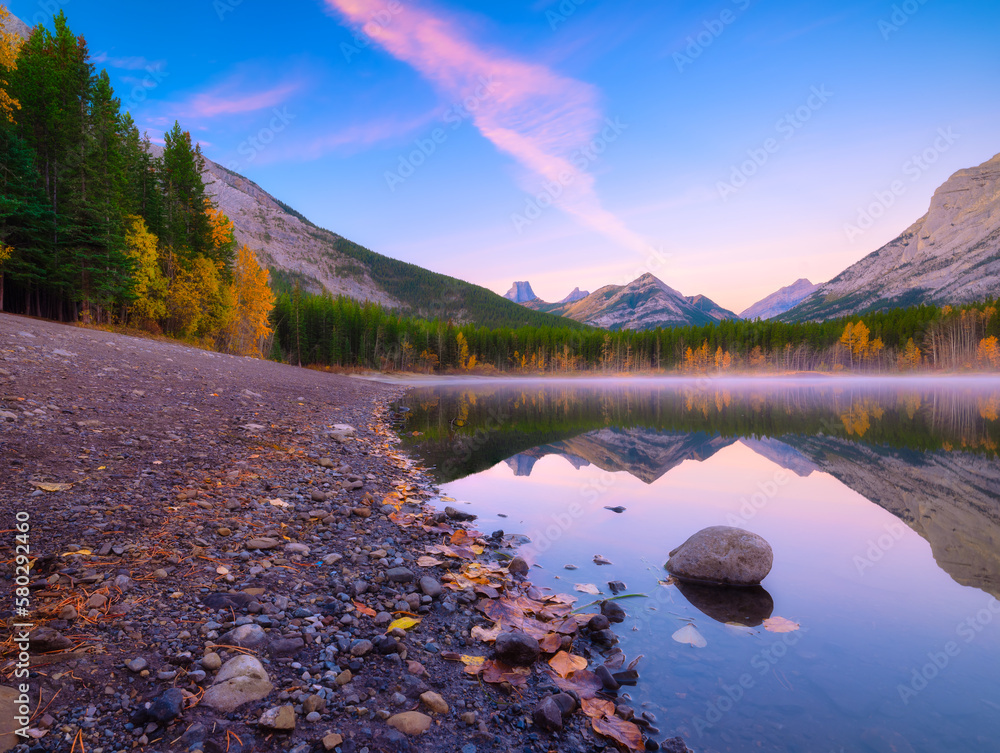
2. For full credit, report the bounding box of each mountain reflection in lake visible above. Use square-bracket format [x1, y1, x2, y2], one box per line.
[398, 378, 1000, 753]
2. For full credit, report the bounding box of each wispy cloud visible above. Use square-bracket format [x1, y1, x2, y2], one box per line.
[181, 80, 301, 119]
[92, 53, 164, 71]
[325, 0, 654, 257]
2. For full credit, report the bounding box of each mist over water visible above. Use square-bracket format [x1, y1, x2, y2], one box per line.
[398, 377, 1000, 752]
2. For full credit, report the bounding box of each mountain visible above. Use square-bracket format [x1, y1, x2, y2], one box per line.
[739, 278, 820, 320]
[1, 9, 30, 39]
[503, 281, 539, 303]
[189, 157, 588, 330]
[782, 152, 1000, 321]
[560, 287, 590, 304]
[523, 273, 738, 330]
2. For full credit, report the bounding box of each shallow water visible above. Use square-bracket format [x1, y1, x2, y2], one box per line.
[398, 378, 1000, 753]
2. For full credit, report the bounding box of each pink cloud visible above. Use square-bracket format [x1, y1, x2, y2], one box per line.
[326, 0, 654, 256]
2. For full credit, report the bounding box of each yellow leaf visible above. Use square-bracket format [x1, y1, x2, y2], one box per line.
[763, 616, 800, 633]
[61, 549, 92, 557]
[31, 482, 73, 492]
[387, 617, 421, 632]
[97, 466, 106, 471]
[460, 655, 485, 667]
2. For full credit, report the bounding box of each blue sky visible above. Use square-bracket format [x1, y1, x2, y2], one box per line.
[9, 0, 1000, 312]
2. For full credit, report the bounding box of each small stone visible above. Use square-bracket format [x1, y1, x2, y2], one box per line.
[460, 711, 477, 725]
[220, 623, 268, 649]
[259, 705, 296, 730]
[147, 688, 185, 723]
[202, 655, 274, 713]
[602, 600, 626, 623]
[494, 632, 540, 666]
[386, 711, 432, 736]
[533, 696, 563, 732]
[58, 605, 78, 621]
[152, 568, 168, 580]
[552, 693, 577, 716]
[507, 556, 529, 576]
[217, 527, 232, 537]
[85, 593, 107, 610]
[303, 694, 327, 714]
[29, 627, 72, 652]
[386, 567, 414, 583]
[595, 664, 620, 691]
[322, 733, 344, 751]
[588, 614, 611, 631]
[201, 652, 222, 671]
[126, 658, 148, 673]
[350, 639, 373, 657]
[285, 542, 310, 556]
[419, 576, 442, 597]
[335, 669, 352, 685]
[246, 537, 281, 550]
[420, 691, 449, 714]
[352, 507, 372, 518]
[306, 711, 322, 723]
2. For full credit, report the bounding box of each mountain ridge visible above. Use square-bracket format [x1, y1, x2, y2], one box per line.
[782, 152, 1000, 321]
[740, 278, 820, 320]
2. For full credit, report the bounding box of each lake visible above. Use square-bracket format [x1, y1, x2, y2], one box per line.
[396, 377, 1000, 753]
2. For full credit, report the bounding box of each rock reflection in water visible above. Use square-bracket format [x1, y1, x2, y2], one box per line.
[673, 580, 775, 627]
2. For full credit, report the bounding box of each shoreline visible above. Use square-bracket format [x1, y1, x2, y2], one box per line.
[0, 313, 673, 753]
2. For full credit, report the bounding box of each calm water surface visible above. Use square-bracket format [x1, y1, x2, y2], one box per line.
[397, 378, 1000, 753]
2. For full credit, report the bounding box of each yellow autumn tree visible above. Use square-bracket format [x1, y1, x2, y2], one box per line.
[123, 215, 167, 324]
[0, 6, 22, 123]
[978, 336, 1000, 369]
[205, 203, 236, 251]
[840, 321, 871, 367]
[897, 338, 922, 370]
[456, 332, 470, 370]
[0, 243, 12, 311]
[225, 244, 275, 357]
[166, 257, 230, 340]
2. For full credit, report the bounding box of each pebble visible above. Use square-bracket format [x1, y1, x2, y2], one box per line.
[494, 632, 540, 666]
[386, 711, 432, 736]
[420, 691, 449, 714]
[258, 705, 296, 730]
[201, 652, 222, 671]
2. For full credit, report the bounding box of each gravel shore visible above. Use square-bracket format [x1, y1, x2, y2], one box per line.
[0, 314, 677, 753]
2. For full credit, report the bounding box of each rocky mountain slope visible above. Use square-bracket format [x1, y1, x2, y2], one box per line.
[522, 273, 738, 330]
[145, 154, 581, 329]
[2, 8, 30, 38]
[783, 152, 1000, 321]
[740, 278, 820, 320]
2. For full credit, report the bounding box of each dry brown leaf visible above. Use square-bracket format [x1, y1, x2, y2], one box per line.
[763, 616, 800, 633]
[592, 714, 644, 751]
[352, 601, 376, 617]
[416, 556, 443, 567]
[581, 697, 616, 719]
[574, 583, 601, 595]
[543, 668, 603, 699]
[31, 482, 73, 492]
[470, 624, 501, 643]
[548, 651, 588, 678]
[482, 659, 531, 687]
[538, 632, 562, 653]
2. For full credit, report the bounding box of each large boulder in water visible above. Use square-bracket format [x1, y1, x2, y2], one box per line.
[666, 526, 773, 586]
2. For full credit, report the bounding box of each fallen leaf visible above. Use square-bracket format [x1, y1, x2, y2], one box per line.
[548, 651, 588, 678]
[581, 697, 616, 719]
[539, 633, 562, 653]
[543, 668, 603, 699]
[763, 616, 800, 633]
[460, 655, 486, 675]
[387, 617, 421, 632]
[352, 601, 376, 617]
[482, 659, 530, 687]
[470, 624, 501, 643]
[60, 549, 92, 557]
[672, 624, 707, 648]
[416, 556, 443, 567]
[31, 482, 73, 492]
[574, 583, 601, 595]
[592, 714, 644, 751]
